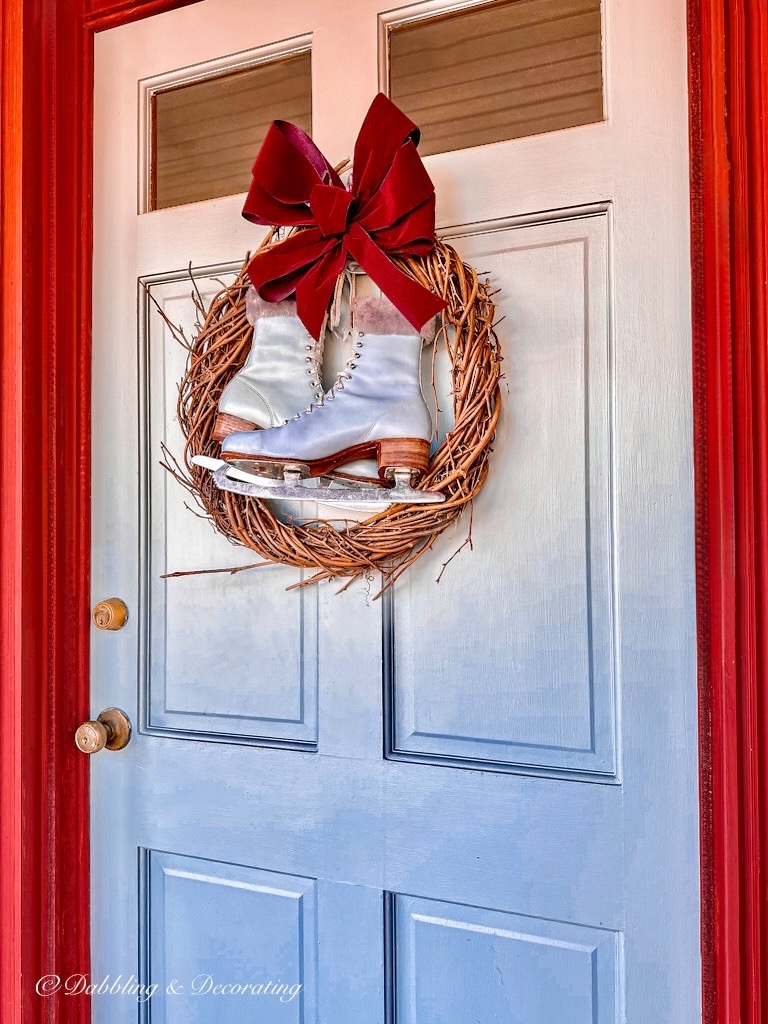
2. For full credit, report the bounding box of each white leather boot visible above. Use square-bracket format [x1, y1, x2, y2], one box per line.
[220, 298, 441, 500]
[212, 289, 323, 442]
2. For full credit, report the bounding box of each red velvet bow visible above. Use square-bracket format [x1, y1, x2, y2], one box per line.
[242, 93, 447, 341]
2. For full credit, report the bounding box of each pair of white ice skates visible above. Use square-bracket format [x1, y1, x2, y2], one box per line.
[193, 287, 445, 508]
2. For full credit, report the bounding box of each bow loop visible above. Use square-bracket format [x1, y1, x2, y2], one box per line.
[243, 93, 446, 340]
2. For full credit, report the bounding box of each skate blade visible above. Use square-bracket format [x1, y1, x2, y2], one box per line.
[222, 462, 391, 512]
[191, 455, 284, 489]
[192, 457, 443, 508]
[210, 465, 443, 506]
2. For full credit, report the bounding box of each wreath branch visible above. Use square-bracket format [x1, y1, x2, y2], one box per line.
[158, 237, 501, 594]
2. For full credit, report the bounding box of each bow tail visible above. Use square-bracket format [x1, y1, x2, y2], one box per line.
[295, 246, 348, 341]
[346, 224, 446, 333]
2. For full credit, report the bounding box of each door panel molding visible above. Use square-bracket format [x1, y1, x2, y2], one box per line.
[391, 893, 621, 1024]
[136, 270, 320, 750]
[137, 32, 312, 213]
[0, 0, 764, 1022]
[385, 206, 618, 781]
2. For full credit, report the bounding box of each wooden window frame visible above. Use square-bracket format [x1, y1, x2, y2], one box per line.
[0, 0, 764, 1020]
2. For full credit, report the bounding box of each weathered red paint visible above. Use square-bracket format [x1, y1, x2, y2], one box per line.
[0, 0, 763, 1020]
[1, 4, 91, 1021]
[85, 0, 201, 30]
[689, 0, 768, 1021]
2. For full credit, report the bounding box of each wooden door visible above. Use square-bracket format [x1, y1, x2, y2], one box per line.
[89, 0, 700, 1021]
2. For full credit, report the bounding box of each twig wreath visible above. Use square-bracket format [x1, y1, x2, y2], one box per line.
[161, 230, 501, 596]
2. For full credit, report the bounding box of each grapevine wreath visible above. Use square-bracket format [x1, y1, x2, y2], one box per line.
[162, 97, 502, 595]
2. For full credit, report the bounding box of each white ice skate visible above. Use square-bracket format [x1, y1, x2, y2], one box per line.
[217, 297, 445, 507]
[213, 289, 325, 440]
[208, 283, 382, 499]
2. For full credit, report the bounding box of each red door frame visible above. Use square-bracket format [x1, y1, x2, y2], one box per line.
[0, 0, 764, 1020]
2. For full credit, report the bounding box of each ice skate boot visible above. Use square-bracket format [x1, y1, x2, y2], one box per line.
[219, 297, 445, 506]
[212, 289, 323, 442]
[196, 284, 382, 501]
[200, 285, 378, 496]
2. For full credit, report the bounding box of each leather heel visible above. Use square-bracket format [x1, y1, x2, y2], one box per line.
[213, 414, 259, 443]
[377, 437, 431, 480]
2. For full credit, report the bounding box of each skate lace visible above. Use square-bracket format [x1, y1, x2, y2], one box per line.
[293, 334, 364, 418]
[301, 334, 325, 407]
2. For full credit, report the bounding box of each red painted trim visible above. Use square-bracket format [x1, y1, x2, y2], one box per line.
[689, 1, 768, 1021]
[0, 3, 93, 1021]
[85, 0, 201, 30]
[0, 3, 201, 1020]
[1, 8, 28, 1021]
[1, 0, 764, 1020]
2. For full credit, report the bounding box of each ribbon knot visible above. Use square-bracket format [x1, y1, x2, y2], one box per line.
[310, 184, 354, 237]
[242, 93, 447, 340]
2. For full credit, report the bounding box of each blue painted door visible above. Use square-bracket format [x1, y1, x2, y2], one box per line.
[89, 1, 701, 1022]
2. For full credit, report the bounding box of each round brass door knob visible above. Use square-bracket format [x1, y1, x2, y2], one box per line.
[75, 707, 132, 754]
[92, 597, 129, 631]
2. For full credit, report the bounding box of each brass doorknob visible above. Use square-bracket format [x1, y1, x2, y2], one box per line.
[92, 597, 128, 631]
[75, 707, 132, 754]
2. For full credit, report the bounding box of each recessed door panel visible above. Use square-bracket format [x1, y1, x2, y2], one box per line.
[143, 852, 316, 1023]
[142, 274, 318, 747]
[389, 210, 615, 776]
[393, 894, 619, 1024]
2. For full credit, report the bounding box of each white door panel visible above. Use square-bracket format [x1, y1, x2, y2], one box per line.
[91, 1, 699, 1021]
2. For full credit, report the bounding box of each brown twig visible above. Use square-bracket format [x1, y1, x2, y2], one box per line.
[162, 239, 502, 592]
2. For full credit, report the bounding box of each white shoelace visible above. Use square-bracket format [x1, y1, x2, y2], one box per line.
[294, 336, 364, 418]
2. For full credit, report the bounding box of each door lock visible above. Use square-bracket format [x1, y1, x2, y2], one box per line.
[92, 597, 128, 631]
[75, 707, 132, 754]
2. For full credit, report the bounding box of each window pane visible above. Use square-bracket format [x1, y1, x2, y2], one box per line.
[151, 51, 311, 210]
[388, 0, 603, 156]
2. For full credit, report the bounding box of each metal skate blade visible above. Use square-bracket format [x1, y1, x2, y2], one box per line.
[317, 483, 445, 506]
[197, 460, 444, 508]
[191, 455, 226, 472]
[224, 457, 290, 481]
[224, 463, 293, 489]
[208, 465, 324, 500]
[191, 455, 285, 489]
